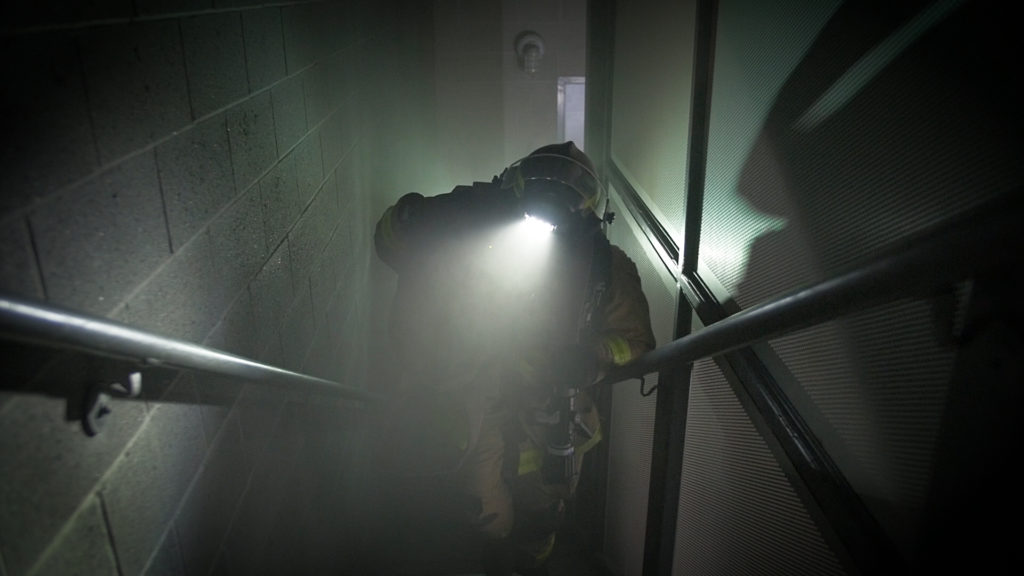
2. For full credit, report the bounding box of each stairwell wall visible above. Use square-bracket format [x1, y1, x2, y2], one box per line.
[0, 1, 435, 575]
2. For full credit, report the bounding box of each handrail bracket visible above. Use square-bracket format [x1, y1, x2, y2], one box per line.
[82, 371, 142, 437]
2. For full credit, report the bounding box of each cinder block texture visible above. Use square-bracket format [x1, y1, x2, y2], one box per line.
[287, 182, 337, 292]
[281, 3, 316, 74]
[309, 218, 343, 325]
[1, 3, 429, 576]
[0, 218, 45, 300]
[30, 496, 119, 576]
[257, 330, 285, 369]
[309, 1, 347, 61]
[220, 401, 301, 576]
[0, 394, 145, 576]
[0, 33, 97, 211]
[271, 75, 307, 155]
[115, 229, 218, 342]
[258, 157, 300, 251]
[174, 414, 249, 576]
[352, 1, 397, 43]
[326, 279, 354, 359]
[303, 64, 330, 129]
[29, 151, 170, 316]
[302, 320, 338, 382]
[157, 114, 236, 251]
[293, 133, 324, 208]
[207, 188, 268, 314]
[249, 240, 294, 356]
[143, 529, 186, 576]
[321, 106, 356, 173]
[181, 13, 247, 119]
[331, 291, 360, 385]
[80, 20, 191, 163]
[227, 91, 277, 193]
[205, 292, 257, 360]
[193, 372, 243, 446]
[235, 383, 286, 464]
[280, 285, 315, 372]
[223, 402, 363, 575]
[242, 8, 286, 93]
[326, 48, 357, 109]
[337, 147, 363, 221]
[101, 397, 205, 576]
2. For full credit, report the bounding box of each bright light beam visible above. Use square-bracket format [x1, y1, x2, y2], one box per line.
[520, 215, 555, 236]
[492, 215, 554, 286]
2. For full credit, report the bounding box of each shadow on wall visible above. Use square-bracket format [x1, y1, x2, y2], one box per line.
[0, 336, 382, 575]
[0, 338, 359, 435]
[733, 0, 1022, 566]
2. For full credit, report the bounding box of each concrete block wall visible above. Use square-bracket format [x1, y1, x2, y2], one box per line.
[0, 1, 435, 575]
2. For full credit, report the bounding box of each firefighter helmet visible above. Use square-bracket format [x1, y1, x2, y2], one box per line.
[501, 141, 605, 227]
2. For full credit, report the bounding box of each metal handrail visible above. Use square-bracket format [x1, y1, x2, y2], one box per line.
[598, 192, 1022, 388]
[0, 295, 382, 403]
[1, 195, 1019, 413]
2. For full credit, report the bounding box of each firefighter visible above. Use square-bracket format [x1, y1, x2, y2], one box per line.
[374, 142, 655, 575]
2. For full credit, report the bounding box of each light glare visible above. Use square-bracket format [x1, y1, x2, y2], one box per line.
[521, 215, 555, 235]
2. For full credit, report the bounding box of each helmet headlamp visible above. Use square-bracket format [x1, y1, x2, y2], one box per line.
[500, 152, 606, 229]
[519, 182, 579, 230]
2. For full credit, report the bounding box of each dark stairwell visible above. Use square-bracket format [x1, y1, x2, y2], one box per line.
[3, 1, 1022, 576]
[1, 1, 436, 574]
[1, 1, 605, 574]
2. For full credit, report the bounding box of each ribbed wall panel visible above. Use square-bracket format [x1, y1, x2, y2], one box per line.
[703, 0, 1021, 309]
[692, 0, 1020, 563]
[603, 191, 677, 576]
[673, 359, 846, 576]
[609, 0, 697, 241]
[700, 0, 842, 299]
[604, 379, 658, 576]
[768, 298, 958, 552]
[603, 1, 1022, 573]
[606, 191, 680, 339]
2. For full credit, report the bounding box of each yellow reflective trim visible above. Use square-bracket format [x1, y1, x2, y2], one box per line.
[605, 336, 632, 366]
[518, 446, 544, 476]
[578, 426, 602, 455]
[582, 187, 598, 211]
[513, 166, 526, 197]
[535, 533, 557, 562]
